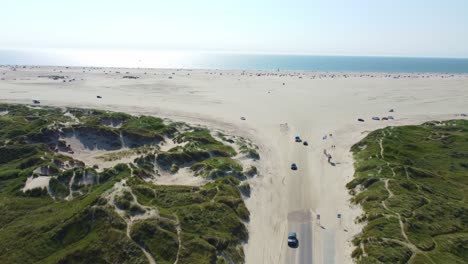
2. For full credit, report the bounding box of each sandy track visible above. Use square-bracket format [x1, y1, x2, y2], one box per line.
[1, 66, 467, 263]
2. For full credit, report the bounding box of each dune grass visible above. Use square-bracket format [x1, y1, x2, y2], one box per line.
[0, 103, 250, 264]
[238, 143, 260, 160]
[121, 116, 177, 138]
[0, 164, 142, 264]
[176, 128, 237, 157]
[130, 219, 179, 264]
[191, 157, 244, 179]
[129, 176, 247, 264]
[348, 120, 468, 264]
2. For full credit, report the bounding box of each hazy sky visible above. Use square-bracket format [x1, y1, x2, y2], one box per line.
[2, 0, 468, 57]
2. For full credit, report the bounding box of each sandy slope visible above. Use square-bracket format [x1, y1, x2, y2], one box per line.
[1, 66, 467, 264]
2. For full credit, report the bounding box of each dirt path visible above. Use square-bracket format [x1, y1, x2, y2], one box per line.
[378, 134, 437, 263]
[65, 170, 76, 201]
[106, 179, 158, 264]
[173, 214, 182, 264]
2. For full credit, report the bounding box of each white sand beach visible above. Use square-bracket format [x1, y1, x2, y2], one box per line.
[1, 66, 467, 264]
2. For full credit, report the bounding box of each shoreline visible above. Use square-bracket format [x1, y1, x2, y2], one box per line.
[2, 65, 468, 77]
[1, 66, 467, 263]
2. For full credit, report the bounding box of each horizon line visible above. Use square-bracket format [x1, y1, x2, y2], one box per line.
[1, 47, 468, 60]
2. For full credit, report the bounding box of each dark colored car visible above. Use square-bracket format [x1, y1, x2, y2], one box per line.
[295, 136, 301, 142]
[288, 232, 299, 248]
[357, 118, 364, 122]
[303, 141, 308, 146]
[291, 163, 297, 170]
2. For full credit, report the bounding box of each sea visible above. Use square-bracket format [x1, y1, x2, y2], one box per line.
[1, 49, 468, 73]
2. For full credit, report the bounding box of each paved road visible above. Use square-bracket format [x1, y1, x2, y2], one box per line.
[282, 127, 339, 264]
[284, 210, 337, 264]
[285, 210, 313, 264]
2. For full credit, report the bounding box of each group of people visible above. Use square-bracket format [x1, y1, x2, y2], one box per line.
[324, 133, 336, 164]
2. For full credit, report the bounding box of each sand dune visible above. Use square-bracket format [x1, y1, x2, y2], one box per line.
[1, 65, 467, 263]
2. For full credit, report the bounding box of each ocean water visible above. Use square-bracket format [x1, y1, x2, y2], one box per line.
[1, 49, 468, 73]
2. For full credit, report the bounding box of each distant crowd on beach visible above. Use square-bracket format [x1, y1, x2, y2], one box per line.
[1, 65, 467, 82]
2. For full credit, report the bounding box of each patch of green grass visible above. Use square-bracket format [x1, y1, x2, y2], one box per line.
[191, 157, 243, 179]
[176, 128, 237, 157]
[130, 219, 179, 264]
[49, 177, 70, 199]
[358, 240, 412, 264]
[238, 182, 251, 197]
[122, 116, 176, 139]
[96, 146, 154, 162]
[129, 176, 248, 263]
[237, 138, 260, 160]
[349, 120, 468, 264]
[239, 145, 259, 160]
[114, 190, 133, 210]
[156, 147, 210, 169]
[0, 104, 71, 144]
[244, 165, 257, 177]
[0, 165, 136, 263]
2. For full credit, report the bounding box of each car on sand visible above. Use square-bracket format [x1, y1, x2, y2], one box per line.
[291, 163, 297, 170]
[295, 136, 301, 142]
[288, 232, 299, 248]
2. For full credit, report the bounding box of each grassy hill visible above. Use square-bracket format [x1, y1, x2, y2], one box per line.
[0, 104, 254, 264]
[348, 120, 468, 264]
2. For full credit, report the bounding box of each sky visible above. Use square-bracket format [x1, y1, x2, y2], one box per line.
[2, 0, 468, 58]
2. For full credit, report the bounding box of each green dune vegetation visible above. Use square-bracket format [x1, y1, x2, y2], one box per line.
[347, 120, 468, 264]
[0, 103, 257, 264]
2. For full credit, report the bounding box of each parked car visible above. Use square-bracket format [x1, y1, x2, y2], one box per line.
[357, 118, 364, 122]
[32, 100, 40, 104]
[291, 163, 297, 170]
[303, 141, 308, 146]
[288, 232, 299, 248]
[295, 136, 301, 142]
